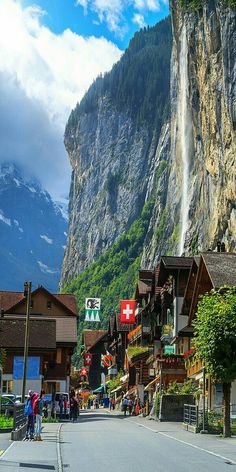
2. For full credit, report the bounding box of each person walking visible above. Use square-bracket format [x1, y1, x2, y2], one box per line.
[122, 397, 128, 416]
[128, 398, 133, 416]
[34, 390, 45, 441]
[70, 390, 78, 422]
[25, 390, 36, 440]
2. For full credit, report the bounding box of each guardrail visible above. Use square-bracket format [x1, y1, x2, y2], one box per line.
[183, 404, 198, 427]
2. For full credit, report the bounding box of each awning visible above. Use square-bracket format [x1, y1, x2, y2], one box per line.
[110, 385, 123, 394]
[93, 385, 105, 393]
[144, 377, 159, 391]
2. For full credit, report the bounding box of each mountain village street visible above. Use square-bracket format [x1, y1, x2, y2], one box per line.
[1, 410, 236, 472]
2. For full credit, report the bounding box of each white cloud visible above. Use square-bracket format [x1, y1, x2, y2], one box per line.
[132, 13, 146, 28]
[76, 0, 166, 35]
[134, 0, 160, 11]
[40, 234, 53, 244]
[0, 0, 121, 198]
[37, 260, 59, 274]
[0, 210, 11, 226]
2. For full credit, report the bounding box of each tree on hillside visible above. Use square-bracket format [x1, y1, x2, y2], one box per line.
[194, 287, 236, 437]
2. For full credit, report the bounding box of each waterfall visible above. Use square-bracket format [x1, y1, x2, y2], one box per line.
[178, 24, 192, 256]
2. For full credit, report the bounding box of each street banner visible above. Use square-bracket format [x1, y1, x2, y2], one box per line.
[120, 300, 136, 324]
[85, 298, 101, 322]
[84, 353, 92, 366]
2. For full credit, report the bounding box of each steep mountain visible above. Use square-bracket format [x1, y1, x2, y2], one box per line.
[143, 0, 236, 267]
[62, 1, 236, 329]
[61, 17, 172, 286]
[0, 164, 68, 291]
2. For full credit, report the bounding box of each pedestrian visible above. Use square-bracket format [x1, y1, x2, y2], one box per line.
[34, 390, 45, 441]
[24, 390, 37, 440]
[59, 394, 63, 419]
[128, 398, 133, 416]
[63, 396, 67, 417]
[122, 397, 129, 416]
[70, 390, 78, 422]
[112, 398, 115, 411]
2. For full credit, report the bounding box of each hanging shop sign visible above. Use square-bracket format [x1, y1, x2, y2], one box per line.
[84, 353, 92, 366]
[85, 298, 101, 322]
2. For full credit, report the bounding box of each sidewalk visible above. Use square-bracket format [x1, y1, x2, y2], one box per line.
[0, 423, 60, 471]
[0, 431, 12, 457]
[105, 408, 236, 464]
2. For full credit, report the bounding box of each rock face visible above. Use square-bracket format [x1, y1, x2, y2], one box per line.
[62, 2, 236, 286]
[143, 0, 236, 267]
[61, 19, 172, 285]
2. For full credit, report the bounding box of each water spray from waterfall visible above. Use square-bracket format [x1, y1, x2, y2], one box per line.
[178, 24, 192, 256]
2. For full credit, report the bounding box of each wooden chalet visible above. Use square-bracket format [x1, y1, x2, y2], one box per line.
[82, 329, 108, 390]
[0, 286, 78, 396]
[179, 252, 236, 409]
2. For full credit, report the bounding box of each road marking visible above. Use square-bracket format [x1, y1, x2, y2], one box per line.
[134, 422, 236, 465]
[57, 423, 63, 472]
[0, 441, 16, 459]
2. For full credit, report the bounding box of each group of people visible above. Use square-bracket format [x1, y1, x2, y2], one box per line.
[121, 396, 142, 416]
[24, 389, 45, 441]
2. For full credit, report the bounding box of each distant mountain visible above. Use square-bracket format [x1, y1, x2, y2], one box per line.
[0, 163, 68, 291]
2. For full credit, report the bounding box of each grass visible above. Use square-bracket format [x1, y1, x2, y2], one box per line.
[0, 415, 13, 429]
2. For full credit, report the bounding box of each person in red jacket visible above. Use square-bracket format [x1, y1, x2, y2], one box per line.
[33, 390, 45, 441]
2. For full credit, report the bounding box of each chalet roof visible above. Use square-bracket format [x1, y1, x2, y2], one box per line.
[202, 252, 236, 287]
[178, 325, 194, 338]
[0, 319, 56, 349]
[0, 287, 78, 316]
[157, 256, 193, 286]
[181, 257, 201, 315]
[161, 256, 193, 269]
[83, 330, 107, 351]
[0, 291, 23, 312]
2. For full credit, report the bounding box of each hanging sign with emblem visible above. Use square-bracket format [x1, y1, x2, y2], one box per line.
[120, 300, 136, 324]
[84, 353, 92, 366]
[85, 298, 101, 322]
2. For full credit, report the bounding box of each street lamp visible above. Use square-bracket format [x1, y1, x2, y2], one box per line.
[21, 282, 32, 403]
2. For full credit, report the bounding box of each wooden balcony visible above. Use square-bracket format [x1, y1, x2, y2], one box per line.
[186, 356, 203, 378]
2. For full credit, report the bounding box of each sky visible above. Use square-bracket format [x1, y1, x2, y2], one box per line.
[0, 0, 169, 200]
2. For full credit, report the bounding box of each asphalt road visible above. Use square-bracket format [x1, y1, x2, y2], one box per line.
[60, 411, 236, 472]
[1, 411, 236, 471]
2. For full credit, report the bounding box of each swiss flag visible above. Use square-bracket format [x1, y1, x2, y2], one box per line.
[84, 353, 92, 366]
[81, 367, 87, 376]
[120, 300, 136, 324]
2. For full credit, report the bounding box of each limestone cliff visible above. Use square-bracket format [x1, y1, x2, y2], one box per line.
[61, 18, 172, 285]
[143, 0, 236, 268]
[61, 1, 236, 291]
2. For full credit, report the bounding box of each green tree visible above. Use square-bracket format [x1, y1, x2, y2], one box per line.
[194, 287, 236, 437]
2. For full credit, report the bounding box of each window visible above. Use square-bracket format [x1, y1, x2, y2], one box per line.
[56, 349, 62, 364]
[47, 301, 52, 309]
[2, 380, 13, 393]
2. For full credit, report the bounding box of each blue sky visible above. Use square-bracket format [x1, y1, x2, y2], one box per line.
[22, 0, 169, 49]
[0, 0, 169, 199]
